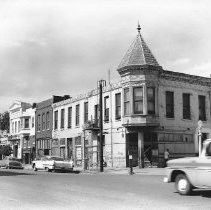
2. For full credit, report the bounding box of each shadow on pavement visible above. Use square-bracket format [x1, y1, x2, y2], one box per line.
[174, 189, 211, 198]
[0, 170, 34, 176]
[53, 170, 80, 174]
[191, 189, 211, 198]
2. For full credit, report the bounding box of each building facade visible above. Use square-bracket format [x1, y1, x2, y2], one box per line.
[52, 26, 211, 168]
[8, 101, 35, 163]
[35, 96, 70, 158]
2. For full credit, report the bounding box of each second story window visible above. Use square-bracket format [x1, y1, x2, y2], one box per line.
[94, 104, 99, 123]
[68, 107, 72, 128]
[166, 91, 174, 118]
[46, 112, 50, 130]
[183, 93, 191, 119]
[12, 122, 14, 134]
[76, 104, 80, 126]
[25, 118, 29, 129]
[133, 87, 143, 114]
[124, 88, 130, 115]
[147, 87, 155, 114]
[115, 93, 121, 120]
[37, 115, 41, 131]
[15, 121, 17, 133]
[42, 113, 45, 130]
[54, 111, 58, 130]
[199, 95, 206, 121]
[84, 102, 88, 123]
[32, 117, 34, 128]
[104, 96, 109, 122]
[18, 121, 20, 132]
[61, 109, 65, 129]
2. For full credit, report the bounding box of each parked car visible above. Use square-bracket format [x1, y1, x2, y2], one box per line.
[32, 156, 74, 172]
[0, 156, 24, 169]
[163, 139, 211, 195]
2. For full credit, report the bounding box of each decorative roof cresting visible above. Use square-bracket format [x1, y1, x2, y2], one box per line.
[117, 23, 159, 70]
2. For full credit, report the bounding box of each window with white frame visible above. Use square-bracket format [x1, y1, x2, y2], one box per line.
[133, 87, 143, 114]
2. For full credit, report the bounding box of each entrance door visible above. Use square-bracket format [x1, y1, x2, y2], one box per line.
[25, 153, 30, 164]
[14, 145, 18, 158]
[67, 138, 73, 159]
[126, 133, 138, 167]
[144, 132, 158, 166]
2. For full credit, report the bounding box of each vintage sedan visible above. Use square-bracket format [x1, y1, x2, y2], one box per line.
[0, 156, 24, 169]
[32, 156, 74, 172]
[164, 139, 211, 195]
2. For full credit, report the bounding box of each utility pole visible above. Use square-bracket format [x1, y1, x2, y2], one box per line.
[198, 120, 203, 156]
[98, 79, 106, 172]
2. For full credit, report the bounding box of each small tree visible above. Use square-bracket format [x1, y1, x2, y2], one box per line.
[0, 111, 10, 132]
[0, 145, 12, 157]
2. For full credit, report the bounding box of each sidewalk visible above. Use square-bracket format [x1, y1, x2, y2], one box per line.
[23, 164, 165, 176]
[74, 166, 165, 176]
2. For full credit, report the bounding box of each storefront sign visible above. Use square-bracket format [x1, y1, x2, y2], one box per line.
[76, 147, 82, 159]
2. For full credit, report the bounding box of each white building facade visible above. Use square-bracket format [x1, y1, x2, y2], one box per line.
[52, 26, 211, 168]
[8, 101, 36, 163]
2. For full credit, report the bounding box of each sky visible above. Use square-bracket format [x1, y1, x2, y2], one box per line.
[0, 0, 211, 112]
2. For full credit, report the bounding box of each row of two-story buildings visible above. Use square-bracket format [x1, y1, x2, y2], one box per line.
[8, 25, 211, 168]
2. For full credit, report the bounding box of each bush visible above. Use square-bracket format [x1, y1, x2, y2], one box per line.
[0, 145, 12, 156]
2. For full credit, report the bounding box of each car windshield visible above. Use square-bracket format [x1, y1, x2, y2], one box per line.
[48, 157, 64, 161]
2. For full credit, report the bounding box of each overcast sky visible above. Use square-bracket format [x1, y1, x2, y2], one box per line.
[0, 0, 211, 112]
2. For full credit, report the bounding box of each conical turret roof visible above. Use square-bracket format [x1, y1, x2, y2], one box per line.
[118, 26, 159, 71]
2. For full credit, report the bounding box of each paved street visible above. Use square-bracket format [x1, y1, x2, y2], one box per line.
[0, 169, 211, 210]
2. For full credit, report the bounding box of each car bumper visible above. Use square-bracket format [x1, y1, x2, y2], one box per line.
[163, 167, 172, 183]
[54, 167, 73, 171]
[163, 177, 169, 183]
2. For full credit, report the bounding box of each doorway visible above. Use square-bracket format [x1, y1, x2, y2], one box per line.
[24, 153, 30, 164]
[67, 138, 73, 159]
[126, 133, 138, 167]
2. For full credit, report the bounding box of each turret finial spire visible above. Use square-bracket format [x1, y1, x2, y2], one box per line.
[137, 21, 141, 33]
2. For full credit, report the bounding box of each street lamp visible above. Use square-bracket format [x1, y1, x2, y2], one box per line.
[97, 79, 106, 172]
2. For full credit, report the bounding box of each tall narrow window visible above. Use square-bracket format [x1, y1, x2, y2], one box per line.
[46, 112, 50, 130]
[115, 93, 121, 120]
[104, 96, 109, 122]
[61, 109, 65, 129]
[25, 118, 29, 129]
[37, 115, 41, 131]
[133, 87, 143, 114]
[12, 122, 14, 133]
[42, 113, 45, 130]
[18, 121, 20, 132]
[166, 91, 174, 118]
[147, 87, 155, 114]
[94, 104, 99, 124]
[32, 117, 34, 128]
[14, 121, 17, 133]
[183, 93, 191, 119]
[124, 88, 130, 115]
[68, 107, 72, 128]
[76, 104, 80, 126]
[199, 95, 206, 121]
[54, 111, 58, 130]
[84, 102, 88, 123]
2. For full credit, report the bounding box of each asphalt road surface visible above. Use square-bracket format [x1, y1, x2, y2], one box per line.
[0, 169, 211, 210]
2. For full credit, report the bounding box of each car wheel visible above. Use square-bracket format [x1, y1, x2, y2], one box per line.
[45, 167, 51, 172]
[175, 174, 192, 195]
[33, 164, 37, 171]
